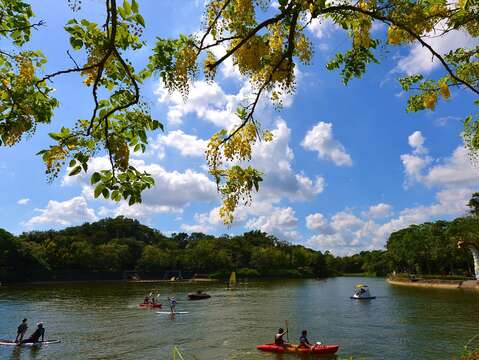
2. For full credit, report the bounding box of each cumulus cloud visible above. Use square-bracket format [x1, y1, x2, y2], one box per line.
[306, 212, 327, 230]
[155, 80, 238, 127]
[400, 130, 479, 189]
[62, 156, 218, 221]
[396, 25, 478, 75]
[23, 196, 97, 229]
[301, 122, 353, 166]
[151, 130, 208, 157]
[400, 130, 432, 185]
[363, 203, 392, 219]
[307, 132, 475, 255]
[308, 18, 338, 39]
[423, 146, 479, 189]
[245, 207, 300, 241]
[408, 131, 427, 154]
[17, 198, 30, 205]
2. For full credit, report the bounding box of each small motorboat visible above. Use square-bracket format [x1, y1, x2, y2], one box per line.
[138, 303, 162, 309]
[257, 343, 339, 354]
[188, 291, 211, 300]
[350, 284, 376, 299]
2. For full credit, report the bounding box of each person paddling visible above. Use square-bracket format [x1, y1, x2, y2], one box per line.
[168, 296, 177, 314]
[274, 328, 288, 346]
[21, 322, 45, 344]
[299, 330, 313, 349]
[15, 319, 28, 343]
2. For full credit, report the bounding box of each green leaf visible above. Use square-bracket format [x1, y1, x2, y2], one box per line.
[91, 172, 101, 184]
[68, 166, 82, 176]
[94, 185, 104, 198]
[131, 0, 139, 13]
[69, 37, 84, 50]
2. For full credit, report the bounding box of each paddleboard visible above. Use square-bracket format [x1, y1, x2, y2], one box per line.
[156, 311, 189, 314]
[0, 339, 61, 346]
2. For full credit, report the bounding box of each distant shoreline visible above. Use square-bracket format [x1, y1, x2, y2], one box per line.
[387, 276, 479, 290]
[0, 278, 219, 286]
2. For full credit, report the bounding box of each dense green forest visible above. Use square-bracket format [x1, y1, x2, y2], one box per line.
[1, 208, 478, 283]
[0, 216, 390, 283]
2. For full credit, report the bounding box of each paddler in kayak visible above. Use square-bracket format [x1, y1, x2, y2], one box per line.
[21, 322, 45, 344]
[299, 330, 313, 349]
[15, 318, 28, 343]
[274, 328, 288, 346]
[168, 296, 177, 314]
[143, 296, 150, 304]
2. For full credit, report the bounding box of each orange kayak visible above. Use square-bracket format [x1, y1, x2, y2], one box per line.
[257, 343, 339, 354]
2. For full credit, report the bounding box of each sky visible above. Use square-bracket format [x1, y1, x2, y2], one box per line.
[1, 0, 478, 255]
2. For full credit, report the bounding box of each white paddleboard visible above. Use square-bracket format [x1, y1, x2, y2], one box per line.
[156, 311, 189, 314]
[0, 339, 61, 346]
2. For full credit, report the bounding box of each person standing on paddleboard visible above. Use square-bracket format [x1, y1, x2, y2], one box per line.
[168, 296, 177, 314]
[15, 319, 28, 343]
[21, 322, 45, 344]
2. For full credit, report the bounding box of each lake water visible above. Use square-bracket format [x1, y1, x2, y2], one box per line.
[1, 277, 478, 359]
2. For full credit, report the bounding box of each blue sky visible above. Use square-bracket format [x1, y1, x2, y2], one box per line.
[1, 0, 478, 255]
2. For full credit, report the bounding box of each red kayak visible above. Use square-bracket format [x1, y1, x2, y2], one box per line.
[257, 343, 339, 355]
[138, 303, 162, 309]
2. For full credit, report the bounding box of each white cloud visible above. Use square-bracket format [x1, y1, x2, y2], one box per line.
[62, 156, 218, 222]
[252, 119, 325, 202]
[306, 212, 327, 230]
[155, 80, 238, 127]
[17, 198, 30, 205]
[408, 131, 427, 154]
[301, 122, 353, 166]
[400, 130, 432, 185]
[423, 146, 479, 189]
[400, 153, 431, 183]
[363, 203, 392, 219]
[397, 25, 478, 75]
[308, 18, 338, 39]
[307, 132, 476, 255]
[245, 207, 300, 240]
[152, 130, 208, 157]
[23, 196, 97, 229]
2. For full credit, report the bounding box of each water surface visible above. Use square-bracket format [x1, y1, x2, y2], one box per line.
[1, 277, 478, 359]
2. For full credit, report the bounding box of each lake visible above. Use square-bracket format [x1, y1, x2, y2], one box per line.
[1, 277, 479, 359]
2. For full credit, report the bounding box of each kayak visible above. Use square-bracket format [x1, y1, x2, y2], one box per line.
[138, 303, 162, 309]
[0, 339, 61, 346]
[187, 292, 211, 300]
[257, 343, 339, 354]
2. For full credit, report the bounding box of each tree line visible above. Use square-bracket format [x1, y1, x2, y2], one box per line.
[0, 216, 392, 283]
[2, 206, 479, 283]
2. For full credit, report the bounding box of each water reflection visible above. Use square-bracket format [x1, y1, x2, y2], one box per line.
[0, 278, 478, 359]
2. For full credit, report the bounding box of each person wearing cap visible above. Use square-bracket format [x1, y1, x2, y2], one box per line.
[15, 319, 28, 343]
[22, 322, 45, 344]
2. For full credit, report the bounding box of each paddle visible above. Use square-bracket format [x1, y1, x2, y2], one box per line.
[285, 320, 289, 343]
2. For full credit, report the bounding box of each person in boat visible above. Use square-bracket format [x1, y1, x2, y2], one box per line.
[299, 330, 313, 349]
[274, 328, 288, 346]
[21, 322, 45, 344]
[144, 296, 150, 304]
[168, 296, 177, 314]
[15, 318, 28, 343]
